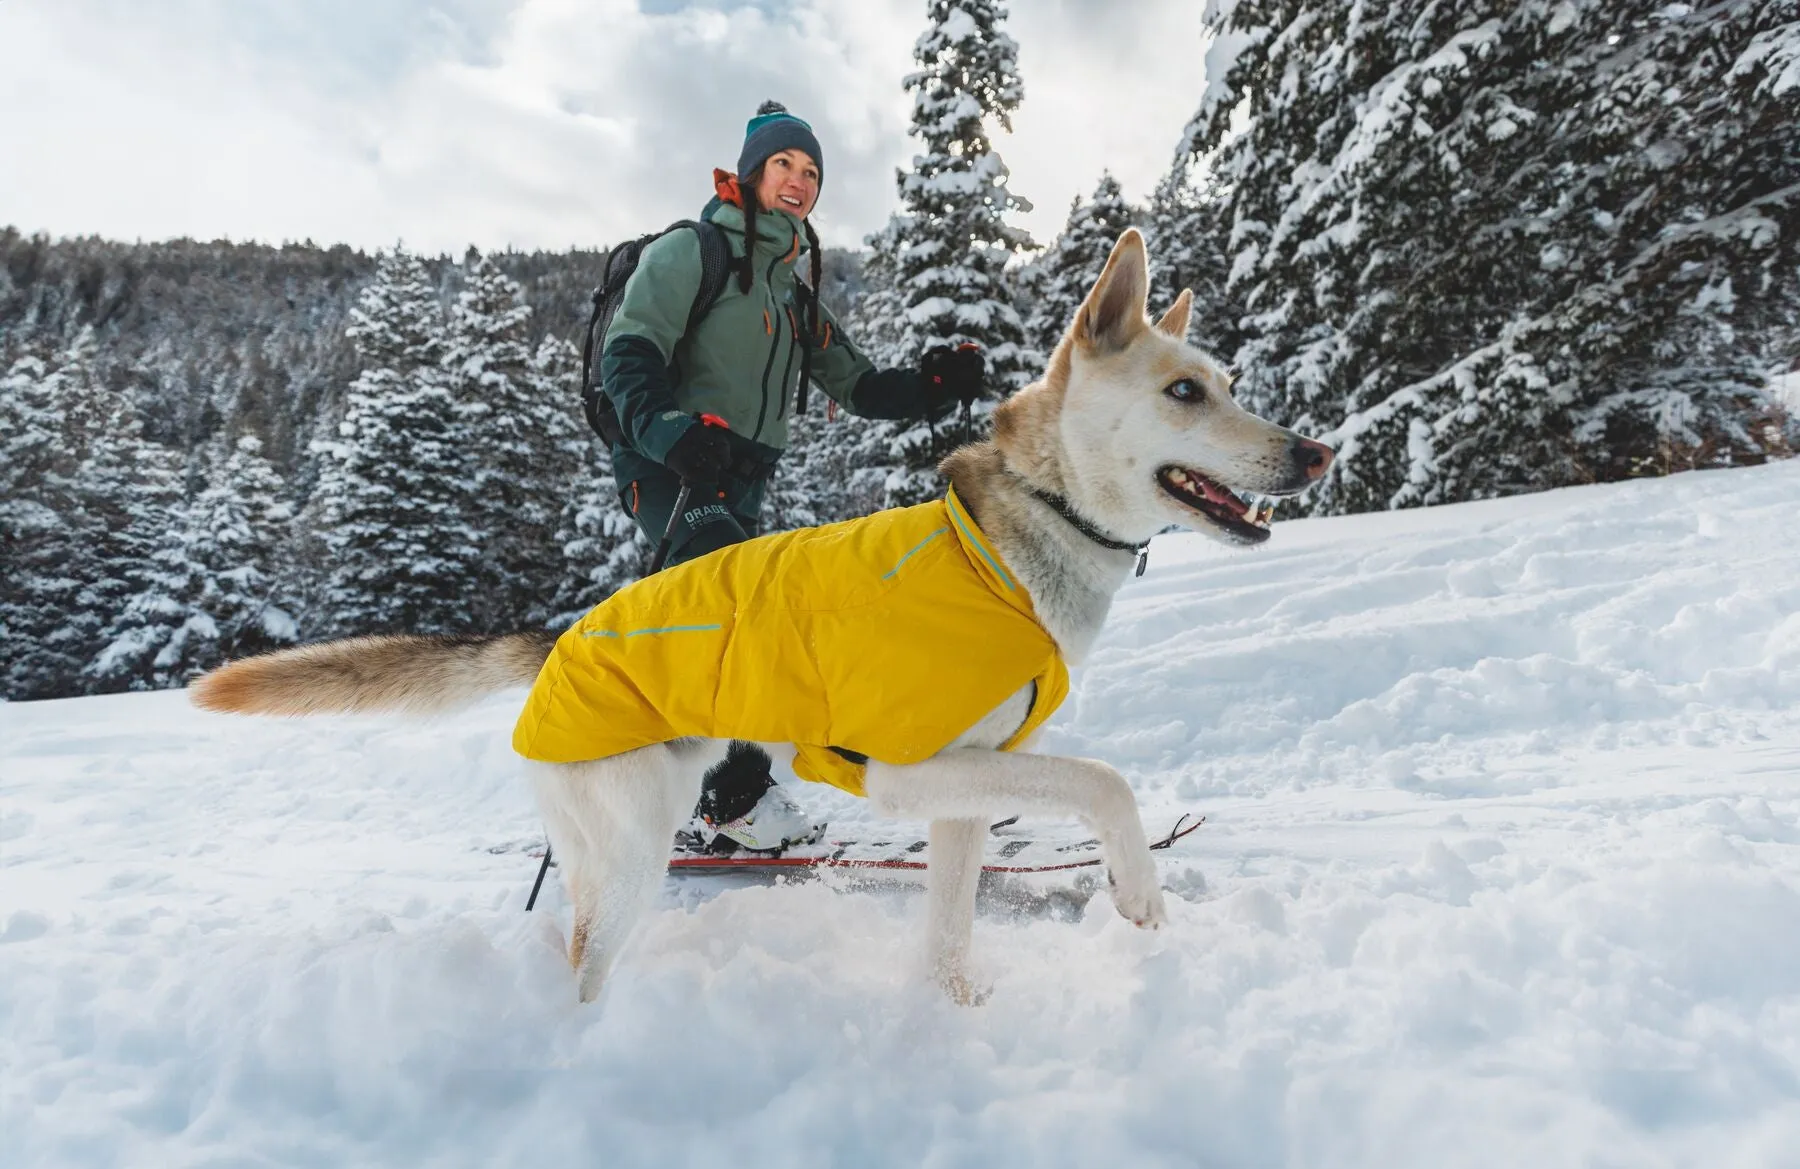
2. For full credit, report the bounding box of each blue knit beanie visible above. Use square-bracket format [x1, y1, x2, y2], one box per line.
[737, 100, 823, 185]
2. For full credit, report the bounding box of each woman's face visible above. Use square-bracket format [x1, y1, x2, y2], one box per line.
[755, 148, 821, 220]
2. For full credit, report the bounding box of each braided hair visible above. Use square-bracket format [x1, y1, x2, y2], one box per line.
[739, 163, 761, 295]
[797, 218, 822, 416]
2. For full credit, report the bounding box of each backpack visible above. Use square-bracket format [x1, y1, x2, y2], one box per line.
[580, 220, 734, 446]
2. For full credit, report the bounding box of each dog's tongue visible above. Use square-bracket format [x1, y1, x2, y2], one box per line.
[1194, 473, 1249, 517]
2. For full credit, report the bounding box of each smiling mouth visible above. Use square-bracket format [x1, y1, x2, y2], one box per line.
[779, 195, 803, 208]
[1156, 466, 1275, 543]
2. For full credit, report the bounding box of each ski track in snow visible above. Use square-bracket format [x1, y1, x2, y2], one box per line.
[5, 463, 1800, 1168]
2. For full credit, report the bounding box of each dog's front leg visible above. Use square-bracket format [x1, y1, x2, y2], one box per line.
[865, 751, 1168, 937]
[926, 817, 988, 1004]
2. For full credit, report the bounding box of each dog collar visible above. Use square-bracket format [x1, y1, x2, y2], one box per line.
[1029, 488, 1150, 577]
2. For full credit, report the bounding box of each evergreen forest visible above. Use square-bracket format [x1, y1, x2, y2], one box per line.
[4, 0, 1796, 699]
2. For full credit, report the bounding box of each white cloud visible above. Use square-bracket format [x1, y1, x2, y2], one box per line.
[0, 0, 1207, 255]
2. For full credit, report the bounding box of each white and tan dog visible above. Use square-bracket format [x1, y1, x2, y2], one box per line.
[192, 230, 1332, 1004]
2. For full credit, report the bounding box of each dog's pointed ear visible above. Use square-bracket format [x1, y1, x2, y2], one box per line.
[1072, 229, 1150, 353]
[1155, 288, 1193, 340]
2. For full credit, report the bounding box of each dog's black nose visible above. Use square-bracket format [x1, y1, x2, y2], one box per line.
[1292, 437, 1334, 481]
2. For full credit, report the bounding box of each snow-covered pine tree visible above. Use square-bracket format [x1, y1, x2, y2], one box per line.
[764, 403, 887, 532]
[85, 480, 211, 692]
[0, 328, 185, 696]
[544, 332, 648, 625]
[549, 469, 645, 628]
[87, 435, 298, 688]
[306, 245, 482, 636]
[1142, 156, 1199, 335]
[1024, 174, 1138, 357]
[444, 251, 584, 631]
[845, 215, 914, 370]
[1188, 0, 1800, 514]
[857, 0, 1037, 506]
[1142, 151, 1238, 356]
[0, 347, 85, 697]
[186, 435, 299, 660]
[838, 216, 918, 512]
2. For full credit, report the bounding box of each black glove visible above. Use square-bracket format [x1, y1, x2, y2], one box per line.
[920, 345, 986, 409]
[663, 421, 733, 486]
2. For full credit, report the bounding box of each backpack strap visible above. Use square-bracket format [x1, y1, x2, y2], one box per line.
[684, 220, 733, 334]
[580, 219, 735, 447]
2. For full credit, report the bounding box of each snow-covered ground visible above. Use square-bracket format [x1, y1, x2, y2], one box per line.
[6, 461, 1800, 1169]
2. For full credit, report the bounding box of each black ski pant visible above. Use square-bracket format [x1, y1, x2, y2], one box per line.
[614, 448, 768, 569]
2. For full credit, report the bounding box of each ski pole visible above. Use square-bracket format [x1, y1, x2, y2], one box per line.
[648, 482, 693, 575]
[957, 342, 981, 447]
[526, 846, 553, 911]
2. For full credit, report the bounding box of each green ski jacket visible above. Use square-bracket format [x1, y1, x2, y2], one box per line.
[599, 179, 941, 465]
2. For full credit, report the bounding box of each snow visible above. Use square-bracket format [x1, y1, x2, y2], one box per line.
[7, 461, 1800, 1168]
[1733, 23, 1800, 100]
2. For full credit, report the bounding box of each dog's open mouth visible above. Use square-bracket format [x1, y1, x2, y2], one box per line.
[1157, 466, 1274, 544]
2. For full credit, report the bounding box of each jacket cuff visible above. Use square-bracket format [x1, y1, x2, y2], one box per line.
[601, 334, 693, 462]
[638, 413, 695, 464]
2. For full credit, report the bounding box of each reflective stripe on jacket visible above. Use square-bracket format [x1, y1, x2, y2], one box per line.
[512, 489, 1070, 797]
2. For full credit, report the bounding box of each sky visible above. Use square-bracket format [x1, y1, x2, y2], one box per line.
[0, 0, 1211, 256]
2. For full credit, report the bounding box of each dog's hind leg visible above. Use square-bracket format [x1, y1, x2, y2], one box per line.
[866, 750, 1168, 953]
[925, 817, 989, 1004]
[528, 739, 726, 1002]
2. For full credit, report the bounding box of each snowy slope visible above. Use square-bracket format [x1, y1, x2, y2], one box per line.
[5, 462, 1800, 1169]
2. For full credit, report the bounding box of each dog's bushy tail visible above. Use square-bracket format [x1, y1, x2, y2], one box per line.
[188, 630, 561, 717]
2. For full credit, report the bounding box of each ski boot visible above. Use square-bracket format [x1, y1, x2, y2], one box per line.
[682, 742, 820, 854]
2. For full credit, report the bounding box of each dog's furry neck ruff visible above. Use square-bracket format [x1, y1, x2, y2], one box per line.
[1027, 487, 1150, 577]
[943, 444, 1138, 666]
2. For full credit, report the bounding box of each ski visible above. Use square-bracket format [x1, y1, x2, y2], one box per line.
[664, 813, 1204, 874]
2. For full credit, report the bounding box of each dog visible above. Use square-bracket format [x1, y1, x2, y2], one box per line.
[190, 229, 1333, 1004]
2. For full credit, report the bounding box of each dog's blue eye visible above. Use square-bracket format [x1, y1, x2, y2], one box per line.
[1165, 379, 1204, 403]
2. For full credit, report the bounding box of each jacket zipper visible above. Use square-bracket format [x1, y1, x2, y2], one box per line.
[750, 237, 792, 444]
[777, 306, 799, 421]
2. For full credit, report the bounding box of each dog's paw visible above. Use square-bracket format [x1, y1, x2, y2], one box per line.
[1107, 870, 1168, 930]
[936, 969, 993, 1007]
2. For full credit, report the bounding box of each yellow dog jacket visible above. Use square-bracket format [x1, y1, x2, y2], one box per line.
[512, 489, 1069, 796]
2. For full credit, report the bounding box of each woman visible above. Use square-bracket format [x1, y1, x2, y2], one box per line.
[596, 100, 984, 852]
